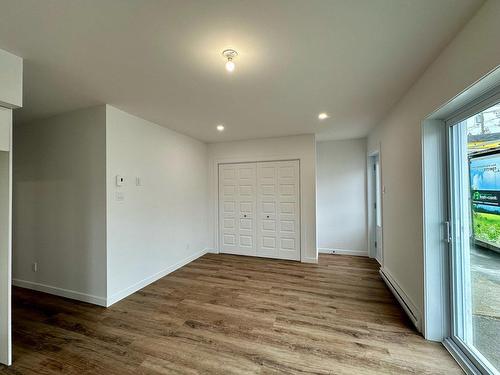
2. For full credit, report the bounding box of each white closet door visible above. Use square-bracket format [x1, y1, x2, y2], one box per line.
[257, 160, 300, 261]
[219, 163, 257, 256]
[256, 162, 279, 258]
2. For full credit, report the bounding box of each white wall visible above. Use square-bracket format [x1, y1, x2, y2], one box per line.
[0, 108, 11, 152]
[13, 106, 107, 305]
[0, 47, 21, 367]
[13, 105, 210, 306]
[316, 139, 367, 255]
[367, 0, 500, 319]
[105, 106, 209, 303]
[0, 49, 22, 109]
[208, 134, 317, 263]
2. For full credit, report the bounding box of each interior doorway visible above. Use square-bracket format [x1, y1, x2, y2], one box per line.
[368, 152, 383, 265]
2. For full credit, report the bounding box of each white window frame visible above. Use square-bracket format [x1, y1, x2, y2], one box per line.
[422, 66, 500, 374]
[445, 89, 500, 375]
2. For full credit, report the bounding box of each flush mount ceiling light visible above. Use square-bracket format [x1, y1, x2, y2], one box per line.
[216, 124, 225, 131]
[222, 49, 238, 73]
[318, 112, 329, 120]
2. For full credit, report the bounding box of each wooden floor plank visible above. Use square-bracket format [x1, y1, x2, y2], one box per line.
[0, 254, 462, 374]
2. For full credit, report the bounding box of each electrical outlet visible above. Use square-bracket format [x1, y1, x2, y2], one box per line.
[32, 262, 38, 272]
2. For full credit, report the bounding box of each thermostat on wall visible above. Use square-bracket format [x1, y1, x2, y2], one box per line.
[116, 175, 125, 186]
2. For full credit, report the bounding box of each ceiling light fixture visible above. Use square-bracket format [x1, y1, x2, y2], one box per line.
[222, 49, 238, 73]
[216, 124, 225, 131]
[318, 112, 329, 120]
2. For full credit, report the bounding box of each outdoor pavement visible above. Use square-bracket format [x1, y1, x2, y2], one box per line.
[471, 245, 500, 370]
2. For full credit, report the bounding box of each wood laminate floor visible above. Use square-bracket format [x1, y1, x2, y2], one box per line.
[0, 254, 462, 374]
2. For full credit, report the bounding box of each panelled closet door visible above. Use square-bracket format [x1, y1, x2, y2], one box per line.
[219, 160, 300, 261]
[257, 160, 300, 261]
[219, 163, 257, 256]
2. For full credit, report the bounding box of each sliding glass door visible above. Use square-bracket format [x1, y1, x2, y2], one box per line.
[448, 99, 500, 374]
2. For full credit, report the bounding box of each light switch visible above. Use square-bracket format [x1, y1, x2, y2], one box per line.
[136, 177, 142, 186]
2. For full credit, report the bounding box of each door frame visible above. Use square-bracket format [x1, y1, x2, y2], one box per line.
[0, 109, 12, 366]
[212, 156, 304, 261]
[367, 148, 383, 265]
[444, 89, 500, 375]
[421, 67, 500, 374]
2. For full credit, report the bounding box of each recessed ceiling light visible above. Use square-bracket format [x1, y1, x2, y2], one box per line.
[222, 49, 238, 73]
[318, 112, 329, 120]
[216, 124, 225, 131]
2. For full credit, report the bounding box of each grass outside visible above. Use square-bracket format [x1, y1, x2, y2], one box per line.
[473, 211, 500, 248]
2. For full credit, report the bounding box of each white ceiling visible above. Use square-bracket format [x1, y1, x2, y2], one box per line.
[0, 0, 483, 143]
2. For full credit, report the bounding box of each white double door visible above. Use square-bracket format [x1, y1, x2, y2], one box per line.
[219, 160, 300, 261]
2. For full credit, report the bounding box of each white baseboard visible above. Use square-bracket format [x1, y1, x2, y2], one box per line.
[106, 248, 210, 307]
[12, 279, 107, 307]
[13, 248, 210, 308]
[379, 267, 422, 332]
[301, 256, 318, 264]
[206, 248, 219, 254]
[318, 247, 368, 257]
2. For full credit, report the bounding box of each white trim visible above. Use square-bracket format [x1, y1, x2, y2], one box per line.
[106, 248, 209, 306]
[366, 146, 384, 266]
[445, 88, 500, 127]
[428, 66, 500, 121]
[443, 338, 482, 375]
[366, 152, 376, 259]
[13, 249, 210, 309]
[379, 267, 422, 332]
[301, 257, 318, 264]
[318, 248, 368, 257]
[421, 119, 449, 341]
[0, 113, 12, 366]
[420, 70, 500, 374]
[12, 279, 107, 307]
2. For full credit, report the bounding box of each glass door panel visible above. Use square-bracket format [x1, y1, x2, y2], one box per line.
[449, 102, 500, 374]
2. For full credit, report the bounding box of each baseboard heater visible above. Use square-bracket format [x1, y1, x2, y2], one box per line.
[379, 268, 421, 332]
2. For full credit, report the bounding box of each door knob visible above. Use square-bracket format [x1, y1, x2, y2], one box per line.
[266, 215, 270, 218]
[243, 214, 247, 218]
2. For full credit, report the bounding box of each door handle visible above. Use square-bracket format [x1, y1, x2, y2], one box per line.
[444, 221, 451, 243]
